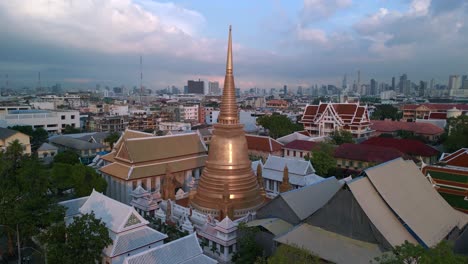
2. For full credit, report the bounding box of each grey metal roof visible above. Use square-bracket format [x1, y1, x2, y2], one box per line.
[111, 226, 167, 257]
[247, 218, 293, 236]
[50, 135, 106, 150]
[78, 131, 111, 143]
[37, 142, 58, 151]
[124, 233, 217, 264]
[275, 223, 384, 264]
[59, 196, 89, 217]
[0, 127, 20, 140]
[263, 155, 315, 175]
[262, 169, 323, 186]
[280, 177, 343, 220]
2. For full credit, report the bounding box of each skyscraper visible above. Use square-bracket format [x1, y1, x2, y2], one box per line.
[209, 81, 220, 95]
[190, 26, 265, 220]
[391, 76, 395, 91]
[283, 85, 287, 95]
[187, 79, 204, 94]
[370, 79, 378, 96]
[448, 75, 461, 90]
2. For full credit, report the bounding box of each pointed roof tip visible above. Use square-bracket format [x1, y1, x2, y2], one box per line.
[226, 25, 233, 72]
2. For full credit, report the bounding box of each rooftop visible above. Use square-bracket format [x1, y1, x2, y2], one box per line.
[361, 137, 439, 157]
[334, 143, 403, 163]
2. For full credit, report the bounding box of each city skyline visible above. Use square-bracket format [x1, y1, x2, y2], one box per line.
[1, 0, 467, 90]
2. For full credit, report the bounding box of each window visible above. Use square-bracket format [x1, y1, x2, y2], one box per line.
[71, 115, 75, 119]
[132, 181, 137, 190]
[62, 124, 66, 128]
[287, 150, 290, 156]
[151, 178, 156, 192]
[293, 151, 296, 156]
[141, 181, 146, 190]
[268, 180, 274, 191]
[229, 245, 233, 254]
[61, 115, 65, 120]
[71, 123, 75, 128]
[300, 152, 303, 158]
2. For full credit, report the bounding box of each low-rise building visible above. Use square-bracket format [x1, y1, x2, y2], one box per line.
[49, 135, 107, 164]
[422, 148, 468, 213]
[334, 143, 403, 172]
[245, 135, 283, 161]
[158, 122, 191, 132]
[361, 137, 439, 164]
[282, 140, 318, 159]
[0, 127, 31, 155]
[371, 120, 444, 142]
[401, 103, 468, 122]
[255, 156, 323, 197]
[60, 190, 167, 264]
[266, 99, 288, 109]
[88, 115, 129, 132]
[300, 102, 373, 138]
[37, 142, 58, 159]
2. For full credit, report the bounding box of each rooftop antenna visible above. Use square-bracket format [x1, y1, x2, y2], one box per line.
[139, 55, 143, 104]
[38, 72, 41, 91]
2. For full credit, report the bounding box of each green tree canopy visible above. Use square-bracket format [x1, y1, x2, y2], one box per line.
[374, 240, 467, 264]
[371, 105, 402, 121]
[53, 150, 80, 165]
[257, 114, 303, 139]
[41, 212, 112, 264]
[232, 223, 263, 264]
[311, 142, 336, 176]
[443, 115, 468, 152]
[71, 164, 107, 197]
[62, 125, 80, 134]
[31, 127, 49, 148]
[329, 129, 354, 145]
[104, 132, 120, 148]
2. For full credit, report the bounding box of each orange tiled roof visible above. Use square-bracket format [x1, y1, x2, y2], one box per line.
[245, 135, 283, 152]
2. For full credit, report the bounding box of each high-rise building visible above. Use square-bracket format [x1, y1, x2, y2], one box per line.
[399, 74, 411, 95]
[208, 81, 220, 95]
[190, 26, 265, 220]
[419, 81, 427, 97]
[342, 74, 347, 90]
[370, 79, 378, 96]
[283, 85, 287, 95]
[187, 79, 205, 94]
[448, 75, 461, 90]
[462, 75, 468, 89]
[297, 86, 303, 95]
[391, 76, 396, 91]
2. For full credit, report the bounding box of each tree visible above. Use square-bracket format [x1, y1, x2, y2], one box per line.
[31, 127, 48, 148]
[232, 223, 263, 264]
[53, 150, 80, 165]
[373, 240, 467, 264]
[443, 115, 468, 152]
[51, 163, 75, 195]
[41, 212, 112, 264]
[62, 125, 80, 134]
[104, 132, 120, 148]
[257, 114, 303, 139]
[311, 142, 336, 176]
[71, 164, 107, 197]
[266, 244, 320, 264]
[371, 105, 402, 121]
[329, 129, 354, 145]
[5, 139, 24, 166]
[8, 125, 33, 136]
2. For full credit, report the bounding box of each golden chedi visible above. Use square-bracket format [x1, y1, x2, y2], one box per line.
[190, 26, 265, 219]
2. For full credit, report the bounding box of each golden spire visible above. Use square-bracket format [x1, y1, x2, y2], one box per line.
[280, 165, 292, 193]
[218, 25, 239, 125]
[190, 26, 265, 219]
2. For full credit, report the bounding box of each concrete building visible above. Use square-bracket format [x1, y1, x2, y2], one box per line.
[158, 122, 191, 132]
[0, 109, 80, 133]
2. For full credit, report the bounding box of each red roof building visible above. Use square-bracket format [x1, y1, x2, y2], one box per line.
[371, 120, 444, 142]
[361, 137, 439, 164]
[422, 148, 468, 213]
[283, 140, 318, 159]
[334, 143, 404, 172]
[401, 103, 468, 121]
[300, 102, 373, 138]
[266, 99, 289, 109]
[245, 134, 283, 161]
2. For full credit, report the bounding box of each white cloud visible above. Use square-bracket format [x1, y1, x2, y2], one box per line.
[301, 0, 352, 24]
[0, 0, 212, 58]
[296, 26, 328, 44]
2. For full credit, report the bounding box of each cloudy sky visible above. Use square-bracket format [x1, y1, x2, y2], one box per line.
[0, 0, 467, 90]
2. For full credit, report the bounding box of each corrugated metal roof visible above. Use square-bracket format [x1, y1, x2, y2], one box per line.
[50, 135, 106, 150]
[59, 196, 89, 217]
[37, 142, 58, 151]
[111, 227, 167, 257]
[264, 155, 315, 175]
[262, 169, 323, 186]
[0, 127, 21, 140]
[274, 223, 384, 264]
[348, 177, 418, 247]
[280, 177, 343, 220]
[124, 233, 217, 264]
[79, 190, 148, 233]
[365, 158, 465, 247]
[247, 218, 293, 236]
